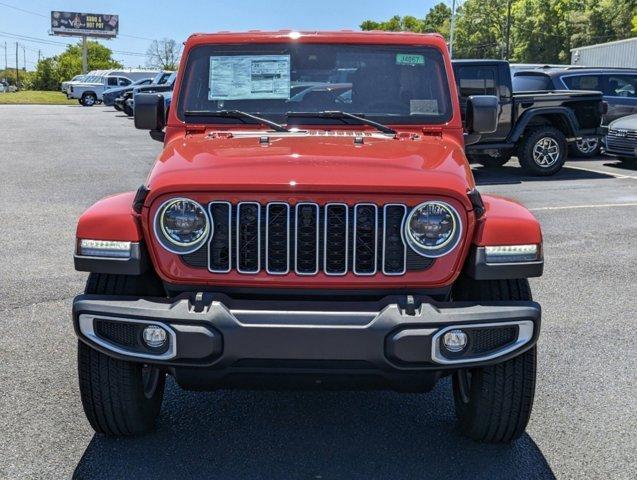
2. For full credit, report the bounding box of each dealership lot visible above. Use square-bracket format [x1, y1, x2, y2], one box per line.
[1, 105, 636, 479]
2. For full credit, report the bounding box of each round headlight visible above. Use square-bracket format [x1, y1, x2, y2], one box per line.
[404, 201, 462, 258]
[154, 198, 211, 254]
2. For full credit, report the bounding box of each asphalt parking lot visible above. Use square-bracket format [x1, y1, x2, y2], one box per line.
[1, 105, 636, 480]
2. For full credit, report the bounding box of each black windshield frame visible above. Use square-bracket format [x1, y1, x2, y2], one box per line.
[176, 43, 453, 126]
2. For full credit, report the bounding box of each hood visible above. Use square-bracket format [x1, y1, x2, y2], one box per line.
[609, 114, 637, 131]
[146, 130, 473, 207]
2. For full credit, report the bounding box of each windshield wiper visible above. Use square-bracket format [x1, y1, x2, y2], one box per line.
[184, 110, 289, 132]
[286, 111, 397, 135]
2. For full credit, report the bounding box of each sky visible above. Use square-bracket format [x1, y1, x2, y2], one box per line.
[0, 0, 442, 69]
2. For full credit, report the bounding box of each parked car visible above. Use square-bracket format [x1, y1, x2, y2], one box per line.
[604, 113, 637, 160]
[122, 72, 176, 116]
[0, 80, 17, 93]
[107, 71, 173, 109]
[61, 74, 85, 93]
[512, 66, 637, 156]
[73, 30, 545, 443]
[62, 70, 113, 95]
[102, 77, 153, 107]
[67, 69, 161, 106]
[452, 60, 605, 175]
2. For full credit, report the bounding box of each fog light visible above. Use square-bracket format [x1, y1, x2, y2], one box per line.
[443, 329, 467, 352]
[142, 325, 167, 348]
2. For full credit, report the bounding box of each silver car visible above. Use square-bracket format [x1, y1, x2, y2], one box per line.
[604, 114, 637, 160]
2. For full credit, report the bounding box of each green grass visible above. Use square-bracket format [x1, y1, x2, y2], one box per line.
[0, 90, 77, 105]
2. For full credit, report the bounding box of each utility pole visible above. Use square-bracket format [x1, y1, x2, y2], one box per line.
[449, 0, 457, 59]
[504, 0, 513, 60]
[81, 35, 88, 74]
[15, 42, 19, 89]
[22, 45, 26, 71]
[38, 49, 41, 63]
[4, 41, 7, 71]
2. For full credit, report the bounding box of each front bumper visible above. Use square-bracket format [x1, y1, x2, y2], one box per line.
[73, 294, 541, 375]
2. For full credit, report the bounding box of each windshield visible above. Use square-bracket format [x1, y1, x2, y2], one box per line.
[177, 43, 452, 125]
[512, 73, 552, 91]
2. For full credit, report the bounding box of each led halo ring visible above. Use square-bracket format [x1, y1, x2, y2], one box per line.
[153, 197, 211, 254]
[404, 201, 463, 258]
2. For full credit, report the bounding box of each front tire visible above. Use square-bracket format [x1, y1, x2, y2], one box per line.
[80, 92, 97, 107]
[518, 126, 567, 176]
[77, 273, 166, 436]
[451, 278, 537, 443]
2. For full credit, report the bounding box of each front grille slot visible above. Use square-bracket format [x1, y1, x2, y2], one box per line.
[236, 202, 261, 273]
[266, 203, 290, 274]
[353, 204, 378, 275]
[295, 203, 320, 275]
[194, 201, 435, 276]
[382, 204, 407, 275]
[208, 202, 232, 272]
[324, 203, 349, 275]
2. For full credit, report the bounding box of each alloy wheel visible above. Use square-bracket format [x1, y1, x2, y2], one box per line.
[576, 137, 599, 154]
[532, 137, 560, 167]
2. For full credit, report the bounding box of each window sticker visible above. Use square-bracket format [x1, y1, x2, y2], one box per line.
[410, 99, 439, 115]
[396, 53, 425, 66]
[209, 55, 291, 100]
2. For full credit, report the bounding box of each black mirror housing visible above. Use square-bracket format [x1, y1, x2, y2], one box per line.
[134, 93, 165, 132]
[466, 95, 499, 134]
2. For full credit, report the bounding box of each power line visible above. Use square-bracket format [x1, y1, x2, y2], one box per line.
[0, 31, 148, 57]
[0, 1, 47, 18]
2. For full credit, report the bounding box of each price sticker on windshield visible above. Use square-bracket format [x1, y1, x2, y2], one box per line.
[396, 53, 425, 66]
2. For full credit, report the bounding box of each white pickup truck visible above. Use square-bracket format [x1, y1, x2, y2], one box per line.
[67, 69, 160, 106]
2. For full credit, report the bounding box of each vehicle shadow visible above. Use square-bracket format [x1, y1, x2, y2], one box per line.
[603, 159, 637, 172]
[72, 378, 556, 480]
[473, 163, 615, 186]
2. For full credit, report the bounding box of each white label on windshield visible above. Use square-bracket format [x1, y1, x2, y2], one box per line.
[410, 99, 439, 115]
[208, 55, 290, 100]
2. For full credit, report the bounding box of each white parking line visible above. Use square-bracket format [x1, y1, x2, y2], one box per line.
[530, 202, 637, 211]
[566, 164, 637, 180]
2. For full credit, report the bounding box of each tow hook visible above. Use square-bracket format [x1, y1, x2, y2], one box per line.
[191, 292, 206, 313]
[404, 295, 417, 316]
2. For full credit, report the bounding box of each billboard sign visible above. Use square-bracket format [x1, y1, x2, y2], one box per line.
[51, 11, 118, 38]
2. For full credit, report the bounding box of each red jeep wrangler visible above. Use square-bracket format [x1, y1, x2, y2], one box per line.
[73, 31, 543, 443]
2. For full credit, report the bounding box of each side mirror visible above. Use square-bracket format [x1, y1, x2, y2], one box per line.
[134, 93, 165, 140]
[466, 95, 499, 134]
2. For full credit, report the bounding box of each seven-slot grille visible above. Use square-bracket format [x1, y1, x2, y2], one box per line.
[186, 201, 433, 276]
[606, 128, 637, 155]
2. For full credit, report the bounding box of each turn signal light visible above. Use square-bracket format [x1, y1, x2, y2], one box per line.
[484, 244, 540, 263]
[77, 239, 132, 258]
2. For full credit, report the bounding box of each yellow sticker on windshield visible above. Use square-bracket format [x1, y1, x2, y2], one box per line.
[396, 53, 425, 65]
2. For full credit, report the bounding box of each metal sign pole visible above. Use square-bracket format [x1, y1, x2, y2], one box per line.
[82, 35, 88, 74]
[449, 0, 456, 59]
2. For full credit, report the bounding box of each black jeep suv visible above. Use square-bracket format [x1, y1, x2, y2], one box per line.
[512, 67, 637, 157]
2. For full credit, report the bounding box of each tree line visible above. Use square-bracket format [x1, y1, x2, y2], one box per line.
[361, 0, 636, 63]
[2, 38, 180, 91]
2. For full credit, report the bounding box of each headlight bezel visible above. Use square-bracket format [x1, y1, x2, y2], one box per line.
[404, 200, 463, 258]
[153, 197, 211, 254]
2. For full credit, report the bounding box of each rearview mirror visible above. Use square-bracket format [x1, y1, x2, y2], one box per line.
[466, 95, 499, 135]
[134, 93, 165, 139]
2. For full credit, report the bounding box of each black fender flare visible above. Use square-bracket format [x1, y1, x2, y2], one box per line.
[507, 107, 580, 143]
